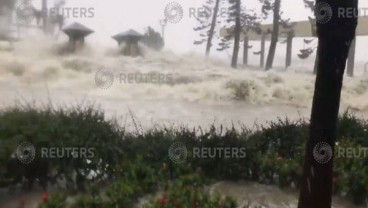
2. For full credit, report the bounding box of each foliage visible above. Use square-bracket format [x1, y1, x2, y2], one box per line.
[146, 173, 238, 208]
[0, 104, 125, 191]
[141, 27, 164, 51]
[1, 105, 368, 205]
[38, 192, 67, 208]
[105, 158, 159, 207]
[73, 195, 109, 208]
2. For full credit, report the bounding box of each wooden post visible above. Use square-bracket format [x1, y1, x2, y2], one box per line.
[42, 0, 48, 33]
[285, 32, 293, 69]
[243, 36, 249, 66]
[346, 37, 356, 77]
[69, 36, 76, 52]
[260, 33, 266, 67]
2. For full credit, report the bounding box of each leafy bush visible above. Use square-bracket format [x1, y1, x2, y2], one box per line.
[141, 27, 164, 51]
[146, 173, 237, 208]
[1, 105, 368, 205]
[38, 192, 67, 208]
[0, 105, 124, 190]
[105, 158, 160, 207]
[73, 195, 109, 208]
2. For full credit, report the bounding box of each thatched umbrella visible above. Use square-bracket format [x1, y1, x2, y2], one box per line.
[112, 29, 143, 56]
[62, 22, 94, 51]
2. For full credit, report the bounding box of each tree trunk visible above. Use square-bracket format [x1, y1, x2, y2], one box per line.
[346, 37, 356, 77]
[285, 32, 293, 69]
[206, 0, 221, 56]
[297, 0, 358, 207]
[265, 0, 281, 70]
[243, 36, 249, 65]
[42, 0, 48, 33]
[231, 0, 241, 68]
[260, 33, 266, 67]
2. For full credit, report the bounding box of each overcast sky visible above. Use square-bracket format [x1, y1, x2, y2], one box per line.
[31, 0, 368, 54]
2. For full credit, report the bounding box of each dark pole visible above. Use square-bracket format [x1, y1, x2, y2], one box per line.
[297, 0, 358, 207]
[260, 33, 266, 68]
[160, 19, 167, 41]
[243, 36, 249, 66]
[346, 36, 356, 77]
[42, 0, 48, 33]
[285, 31, 294, 69]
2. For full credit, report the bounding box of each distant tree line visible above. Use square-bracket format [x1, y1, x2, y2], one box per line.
[193, 0, 295, 69]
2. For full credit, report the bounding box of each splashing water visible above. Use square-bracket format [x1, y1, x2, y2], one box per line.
[1, 37, 368, 130]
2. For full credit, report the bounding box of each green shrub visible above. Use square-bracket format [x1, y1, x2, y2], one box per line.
[0, 105, 124, 190]
[38, 192, 67, 208]
[1, 105, 368, 206]
[74, 195, 109, 208]
[146, 173, 237, 208]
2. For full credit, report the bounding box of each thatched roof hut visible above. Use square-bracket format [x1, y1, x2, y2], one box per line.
[112, 29, 143, 45]
[62, 22, 94, 51]
[112, 29, 143, 57]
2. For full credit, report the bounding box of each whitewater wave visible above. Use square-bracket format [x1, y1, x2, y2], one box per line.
[1, 37, 368, 113]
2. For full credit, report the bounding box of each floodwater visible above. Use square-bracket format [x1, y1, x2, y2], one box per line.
[1, 38, 368, 129]
[1, 37, 368, 207]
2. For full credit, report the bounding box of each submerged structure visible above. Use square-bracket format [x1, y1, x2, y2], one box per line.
[112, 29, 143, 57]
[62, 22, 94, 52]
